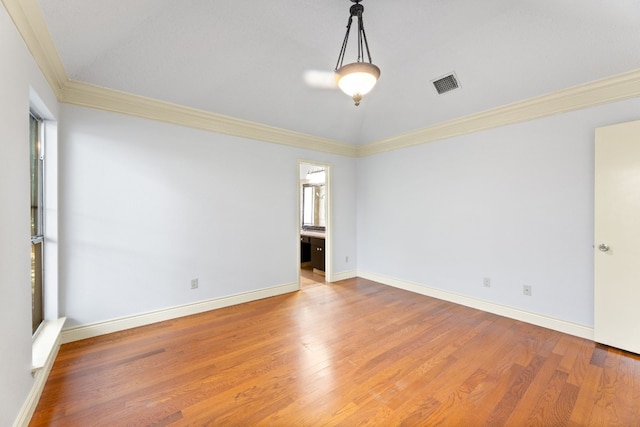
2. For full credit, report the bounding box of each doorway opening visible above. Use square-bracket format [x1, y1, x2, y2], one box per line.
[298, 161, 331, 288]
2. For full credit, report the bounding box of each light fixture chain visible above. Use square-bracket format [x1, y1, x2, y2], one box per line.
[335, 16, 354, 71]
[357, 16, 363, 62]
[359, 17, 373, 64]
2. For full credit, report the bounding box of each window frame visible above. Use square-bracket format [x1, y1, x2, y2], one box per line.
[30, 111, 45, 335]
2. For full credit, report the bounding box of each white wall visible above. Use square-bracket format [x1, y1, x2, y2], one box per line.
[357, 97, 640, 328]
[0, 4, 59, 426]
[58, 105, 357, 327]
[5, 1, 640, 422]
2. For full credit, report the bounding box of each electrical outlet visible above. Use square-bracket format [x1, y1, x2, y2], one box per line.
[345, 256, 349, 263]
[523, 285, 532, 296]
[483, 277, 491, 288]
[191, 278, 198, 290]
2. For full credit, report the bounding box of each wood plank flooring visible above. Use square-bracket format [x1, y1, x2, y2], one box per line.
[30, 275, 640, 426]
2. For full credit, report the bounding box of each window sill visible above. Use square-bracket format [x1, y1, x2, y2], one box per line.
[32, 317, 66, 375]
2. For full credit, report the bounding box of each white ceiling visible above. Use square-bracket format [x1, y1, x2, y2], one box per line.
[36, 0, 640, 145]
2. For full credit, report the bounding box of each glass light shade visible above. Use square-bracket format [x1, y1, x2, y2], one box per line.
[336, 62, 380, 98]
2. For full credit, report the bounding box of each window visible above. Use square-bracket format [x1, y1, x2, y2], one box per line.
[30, 112, 44, 334]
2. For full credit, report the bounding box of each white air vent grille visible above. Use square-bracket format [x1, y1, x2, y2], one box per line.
[432, 73, 459, 94]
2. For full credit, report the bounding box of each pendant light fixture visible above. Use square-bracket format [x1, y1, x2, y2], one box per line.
[334, 0, 380, 106]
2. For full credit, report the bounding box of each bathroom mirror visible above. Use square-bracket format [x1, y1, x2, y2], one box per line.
[302, 184, 326, 230]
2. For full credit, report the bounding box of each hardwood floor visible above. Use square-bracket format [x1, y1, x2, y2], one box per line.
[30, 276, 640, 426]
[299, 264, 326, 288]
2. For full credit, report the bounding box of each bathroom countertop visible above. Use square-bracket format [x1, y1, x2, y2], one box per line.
[301, 230, 325, 239]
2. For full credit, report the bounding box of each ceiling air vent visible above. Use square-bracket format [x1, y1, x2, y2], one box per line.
[432, 73, 460, 95]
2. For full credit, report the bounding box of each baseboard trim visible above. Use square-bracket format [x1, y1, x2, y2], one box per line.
[358, 271, 594, 340]
[330, 270, 357, 282]
[13, 331, 62, 427]
[61, 282, 299, 344]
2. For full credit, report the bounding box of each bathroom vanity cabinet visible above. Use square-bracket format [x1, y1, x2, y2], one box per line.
[300, 234, 325, 272]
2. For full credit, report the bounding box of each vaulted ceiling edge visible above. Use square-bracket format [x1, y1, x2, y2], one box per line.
[358, 68, 640, 157]
[60, 80, 357, 157]
[5, 0, 640, 158]
[2, 0, 66, 96]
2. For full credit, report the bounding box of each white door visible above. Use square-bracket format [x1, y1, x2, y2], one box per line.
[594, 119, 640, 354]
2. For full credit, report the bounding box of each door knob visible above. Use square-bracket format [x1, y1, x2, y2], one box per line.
[598, 243, 610, 252]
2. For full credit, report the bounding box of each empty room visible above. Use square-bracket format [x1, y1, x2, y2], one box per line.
[2, 0, 640, 425]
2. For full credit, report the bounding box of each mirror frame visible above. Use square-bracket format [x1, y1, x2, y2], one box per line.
[301, 183, 326, 231]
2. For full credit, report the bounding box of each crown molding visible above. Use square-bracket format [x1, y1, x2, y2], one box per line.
[2, 0, 66, 97]
[6, 0, 640, 158]
[60, 80, 357, 156]
[59, 66, 640, 159]
[2, 0, 356, 157]
[358, 68, 640, 157]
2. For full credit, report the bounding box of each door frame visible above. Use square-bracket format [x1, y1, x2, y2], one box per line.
[297, 160, 332, 287]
